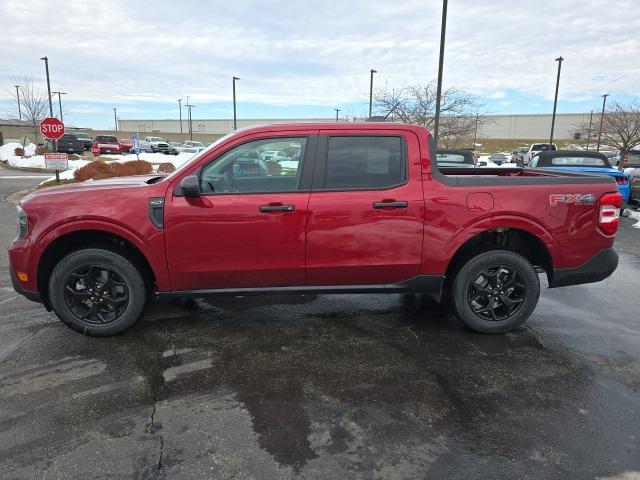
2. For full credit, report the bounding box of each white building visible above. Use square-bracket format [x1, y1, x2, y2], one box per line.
[118, 113, 594, 140]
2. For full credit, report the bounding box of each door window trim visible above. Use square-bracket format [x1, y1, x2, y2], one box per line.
[311, 134, 408, 192]
[193, 134, 318, 196]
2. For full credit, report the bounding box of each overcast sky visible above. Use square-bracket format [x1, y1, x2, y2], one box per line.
[1, 0, 639, 129]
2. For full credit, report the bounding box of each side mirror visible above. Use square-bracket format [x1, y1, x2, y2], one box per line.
[180, 175, 200, 198]
[478, 161, 487, 167]
[516, 158, 524, 167]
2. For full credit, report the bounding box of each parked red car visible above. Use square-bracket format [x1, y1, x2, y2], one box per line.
[93, 135, 121, 154]
[119, 139, 133, 153]
[9, 123, 621, 336]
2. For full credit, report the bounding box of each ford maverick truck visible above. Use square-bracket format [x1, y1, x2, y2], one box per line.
[9, 123, 622, 336]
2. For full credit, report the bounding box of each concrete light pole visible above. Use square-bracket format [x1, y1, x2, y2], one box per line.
[113, 107, 118, 131]
[178, 98, 183, 134]
[335, 108, 340, 122]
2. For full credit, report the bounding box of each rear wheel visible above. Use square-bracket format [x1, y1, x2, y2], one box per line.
[48, 248, 147, 336]
[450, 250, 540, 333]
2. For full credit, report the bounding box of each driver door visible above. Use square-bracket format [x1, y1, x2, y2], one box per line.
[164, 133, 316, 291]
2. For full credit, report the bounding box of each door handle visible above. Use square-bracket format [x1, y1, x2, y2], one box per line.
[259, 204, 295, 212]
[372, 200, 408, 209]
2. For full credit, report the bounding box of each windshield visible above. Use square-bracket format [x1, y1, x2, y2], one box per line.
[96, 136, 117, 143]
[549, 156, 609, 167]
[532, 144, 557, 151]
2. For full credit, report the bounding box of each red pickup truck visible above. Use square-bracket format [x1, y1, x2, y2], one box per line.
[9, 123, 622, 336]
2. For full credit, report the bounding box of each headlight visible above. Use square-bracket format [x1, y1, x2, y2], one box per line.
[15, 206, 28, 242]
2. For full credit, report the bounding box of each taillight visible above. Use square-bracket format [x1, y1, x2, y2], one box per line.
[623, 154, 629, 163]
[616, 176, 628, 185]
[598, 193, 623, 235]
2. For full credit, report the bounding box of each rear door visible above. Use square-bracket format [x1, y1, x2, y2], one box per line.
[164, 132, 317, 291]
[305, 130, 424, 286]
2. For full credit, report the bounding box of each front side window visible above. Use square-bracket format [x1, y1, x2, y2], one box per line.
[200, 137, 307, 194]
[324, 136, 405, 190]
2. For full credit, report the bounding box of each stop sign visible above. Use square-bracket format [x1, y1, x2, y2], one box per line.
[40, 117, 65, 140]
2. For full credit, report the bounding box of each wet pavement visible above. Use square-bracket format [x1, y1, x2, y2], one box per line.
[1, 174, 639, 479]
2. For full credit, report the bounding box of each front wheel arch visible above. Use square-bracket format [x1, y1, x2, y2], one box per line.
[38, 229, 156, 310]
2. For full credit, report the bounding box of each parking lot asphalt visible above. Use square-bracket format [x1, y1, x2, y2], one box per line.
[0, 173, 639, 480]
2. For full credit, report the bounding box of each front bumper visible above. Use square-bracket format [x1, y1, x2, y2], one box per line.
[10, 266, 42, 304]
[550, 248, 618, 288]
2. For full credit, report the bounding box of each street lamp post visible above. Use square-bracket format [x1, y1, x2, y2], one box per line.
[596, 94, 609, 152]
[369, 69, 377, 118]
[113, 107, 118, 131]
[40, 56, 56, 156]
[186, 104, 196, 140]
[178, 98, 183, 134]
[14, 85, 21, 120]
[52, 91, 66, 121]
[233, 76, 240, 130]
[549, 56, 564, 147]
[433, 0, 448, 148]
[40, 57, 54, 118]
[335, 108, 340, 122]
[585, 110, 594, 150]
[473, 112, 479, 150]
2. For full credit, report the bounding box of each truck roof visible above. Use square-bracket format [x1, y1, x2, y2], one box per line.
[232, 122, 432, 137]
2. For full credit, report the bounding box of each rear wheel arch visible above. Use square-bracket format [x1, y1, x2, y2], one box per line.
[37, 229, 156, 309]
[444, 227, 554, 290]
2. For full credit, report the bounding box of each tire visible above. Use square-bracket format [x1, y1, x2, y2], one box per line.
[48, 248, 147, 336]
[449, 250, 540, 333]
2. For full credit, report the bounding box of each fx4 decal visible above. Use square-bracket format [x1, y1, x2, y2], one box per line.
[549, 193, 596, 206]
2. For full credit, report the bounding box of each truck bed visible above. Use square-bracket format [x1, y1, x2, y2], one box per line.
[436, 167, 617, 186]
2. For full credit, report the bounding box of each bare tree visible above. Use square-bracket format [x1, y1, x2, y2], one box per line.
[374, 81, 485, 148]
[598, 101, 640, 171]
[5, 76, 49, 142]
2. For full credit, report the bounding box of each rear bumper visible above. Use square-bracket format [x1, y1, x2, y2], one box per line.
[10, 266, 42, 304]
[550, 248, 618, 288]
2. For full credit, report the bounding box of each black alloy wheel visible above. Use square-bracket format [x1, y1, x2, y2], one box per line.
[467, 265, 525, 321]
[63, 264, 129, 324]
[450, 249, 540, 333]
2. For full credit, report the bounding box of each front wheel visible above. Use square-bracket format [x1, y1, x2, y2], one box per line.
[48, 248, 148, 336]
[449, 250, 540, 333]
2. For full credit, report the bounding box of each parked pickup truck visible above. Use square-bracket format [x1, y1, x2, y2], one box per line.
[145, 136, 170, 153]
[9, 123, 622, 336]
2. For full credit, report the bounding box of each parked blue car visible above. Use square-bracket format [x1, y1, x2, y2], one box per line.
[529, 150, 630, 206]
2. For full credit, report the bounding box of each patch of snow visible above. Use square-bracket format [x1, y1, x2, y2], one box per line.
[625, 209, 640, 229]
[8, 155, 88, 170]
[0, 142, 37, 162]
[101, 152, 194, 166]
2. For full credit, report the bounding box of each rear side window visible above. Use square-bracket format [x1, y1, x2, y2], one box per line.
[549, 156, 608, 167]
[325, 136, 405, 190]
